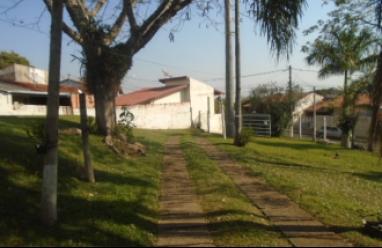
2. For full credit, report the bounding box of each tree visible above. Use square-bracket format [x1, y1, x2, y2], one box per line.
[40, 0, 196, 141]
[0, 51, 30, 69]
[248, 83, 300, 137]
[330, 0, 382, 151]
[302, 16, 378, 148]
[231, 0, 308, 144]
[41, 0, 310, 142]
[41, 0, 63, 226]
[345, 69, 374, 147]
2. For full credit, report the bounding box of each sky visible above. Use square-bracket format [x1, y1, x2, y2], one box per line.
[0, 0, 346, 96]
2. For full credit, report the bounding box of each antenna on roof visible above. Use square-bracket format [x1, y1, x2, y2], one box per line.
[161, 69, 172, 78]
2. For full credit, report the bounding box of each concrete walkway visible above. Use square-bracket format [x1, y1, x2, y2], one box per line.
[195, 136, 352, 247]
[156, 136, 215, 247]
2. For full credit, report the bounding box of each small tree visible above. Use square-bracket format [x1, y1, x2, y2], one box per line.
[248, 83, 300, 137]
[302, 13, 379, 148]
[0, 50, 30, 69]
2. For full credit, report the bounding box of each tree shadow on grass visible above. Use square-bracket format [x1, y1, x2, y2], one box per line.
[352, 171, 382, 184]
[0, 183, 157, 246]
[254, 139, 345, 152]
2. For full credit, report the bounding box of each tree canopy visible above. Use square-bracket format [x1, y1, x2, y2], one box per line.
[0, 51, 30, 69]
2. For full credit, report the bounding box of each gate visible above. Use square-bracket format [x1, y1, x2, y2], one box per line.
[242, 114, 271, 137]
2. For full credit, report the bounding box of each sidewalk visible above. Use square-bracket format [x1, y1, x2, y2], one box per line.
[156, 136, 215, 247]
[195, 136, 352, 247]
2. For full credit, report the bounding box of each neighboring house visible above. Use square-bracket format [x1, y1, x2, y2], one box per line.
[60, 78, 87, 87]
[243, 92, 324, 123]
[304, 93, 372, 117]
[0, 64, 49, 85]
[0, 79, 94, 116]
[115, 76, 224, 133]
[300, 93, 373, 140]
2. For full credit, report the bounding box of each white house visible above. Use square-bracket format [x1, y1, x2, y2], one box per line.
[115, 76, 224, 133]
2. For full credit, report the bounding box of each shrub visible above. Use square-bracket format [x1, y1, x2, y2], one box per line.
[26, 120, 47, 155]
[237, 127, 254, 146]
[87, 116, 98, 134]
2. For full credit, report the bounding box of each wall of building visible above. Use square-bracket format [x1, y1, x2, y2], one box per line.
[117, 102, 192, 129]
[0, 66, 15, 81]
[0, 104, 73, 115]
[152, 89, 189, 104]
[295, 114, 371, 141]
[293, 93, 324, 123]
[0, 64, 49, 85]
[189, 78, 215, 123]
[0, 91, 9, 106]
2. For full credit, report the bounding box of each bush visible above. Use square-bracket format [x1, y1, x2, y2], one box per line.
[237, 127, 254, 147]
[26, 120, 47, 155]
[87, 116, 98, 134]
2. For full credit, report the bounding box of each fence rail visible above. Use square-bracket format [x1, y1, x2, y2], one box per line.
[242, 114, 271, 137]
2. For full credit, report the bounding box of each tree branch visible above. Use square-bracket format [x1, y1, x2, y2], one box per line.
[64, 0, 89, 33]
[139, 0, 173, 35]
[134, 0, 192, 52]
[104, 1, 129, 46]
[89, 0, 107, 18]
[42, 0, 84, 44]
[124, 0, 138, 29]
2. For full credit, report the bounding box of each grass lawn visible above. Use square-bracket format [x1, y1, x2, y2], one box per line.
[205, 133, 382, 247]
[1, 115, 382, 246]
[180, 134, 292, 247]
[0, 116, 183, 246]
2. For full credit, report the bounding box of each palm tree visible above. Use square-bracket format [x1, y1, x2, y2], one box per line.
[303, 24, 378, 148]
[231, 0, 308, 145]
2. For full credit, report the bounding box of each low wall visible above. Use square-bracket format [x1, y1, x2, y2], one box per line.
[0, 104, 73, 116]
[118, 103, 192, 129]
[294, 115, 371, 140]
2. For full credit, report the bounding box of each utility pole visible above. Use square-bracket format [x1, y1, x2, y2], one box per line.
[225, 0, 235, 137]
[233, 0, 242, 145]
[288, 65, 293, 137]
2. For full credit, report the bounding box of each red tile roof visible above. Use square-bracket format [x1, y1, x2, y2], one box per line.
[115, 84, 189, 106]
[305, 93, 372, 112]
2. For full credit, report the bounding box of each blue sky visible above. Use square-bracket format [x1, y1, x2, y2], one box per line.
[0, 0, 345, 95]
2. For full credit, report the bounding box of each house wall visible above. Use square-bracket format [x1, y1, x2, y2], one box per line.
[71, 94, 95, 108]
[0, 91, 9, 105]
[117, 102, 192, 129]
[189, 78, 215, 122]
[293, 93, 324, 122]
[0, 64, 49, 85]
[152, 89, 190, 104]
[0, 66, 15, 81]
[0, 103, 73, 115]
[295, 114, 371, 141]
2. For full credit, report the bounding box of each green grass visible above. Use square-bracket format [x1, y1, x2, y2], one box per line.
[0, 116, 187, 246]
[2, 115, 382, 246]
[205, 134, 382, 247]
[180, 134, 292, 247]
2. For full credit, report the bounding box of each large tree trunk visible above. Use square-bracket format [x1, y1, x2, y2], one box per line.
[41, 0, 63, 226]
[367, 48, 382, 151]
[93, 81, 118, 137]
[84, 45, 132, 139]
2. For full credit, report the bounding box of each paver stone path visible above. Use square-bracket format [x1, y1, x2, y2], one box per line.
[156, 136, 215, 247]
[195, 136, 352, 247]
